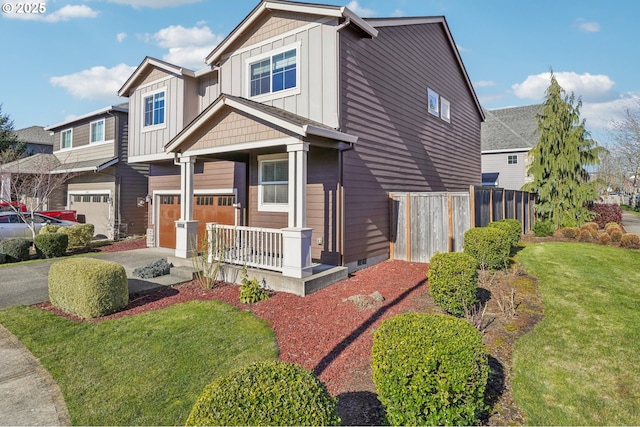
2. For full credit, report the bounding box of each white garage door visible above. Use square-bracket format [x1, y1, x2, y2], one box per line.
[70, 194, 111, 238]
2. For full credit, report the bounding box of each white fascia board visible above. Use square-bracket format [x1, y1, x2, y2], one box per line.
[341, 7, 378, 37]
[44, 106, 128, 131]
[303, 124, 358, 144]
[118, 57, 195, 97]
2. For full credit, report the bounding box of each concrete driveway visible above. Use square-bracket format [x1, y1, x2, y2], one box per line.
[0, 248, 188, 310]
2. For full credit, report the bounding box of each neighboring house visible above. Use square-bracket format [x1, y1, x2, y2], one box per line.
[14, 126, 54, 155]
[118, 0, 483, 291]
[481, 104, 541, 190]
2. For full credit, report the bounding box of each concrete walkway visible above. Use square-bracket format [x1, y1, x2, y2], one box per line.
[0, 247, 192, 426]
[621, 209, 640, 235]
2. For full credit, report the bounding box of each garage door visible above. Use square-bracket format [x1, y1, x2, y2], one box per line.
[158, 194, 235, 249]
[70, 194, 110, 238]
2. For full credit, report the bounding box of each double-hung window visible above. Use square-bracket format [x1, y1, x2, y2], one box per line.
[90, 119, 105, 143]
[258, 155, 288, 211]
[60, 129, 72, 150]
[143, 90, 165, 128]
[249, 46, 298, 98]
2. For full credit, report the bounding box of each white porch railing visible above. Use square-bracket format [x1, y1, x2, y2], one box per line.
[207, 223, 284, 272]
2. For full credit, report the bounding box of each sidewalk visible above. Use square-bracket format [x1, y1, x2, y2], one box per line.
[621, 209, 640, 235]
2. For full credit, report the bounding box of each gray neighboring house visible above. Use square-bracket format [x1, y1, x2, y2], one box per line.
[14, 126, 54, 154]
[481, 104, 541, 190]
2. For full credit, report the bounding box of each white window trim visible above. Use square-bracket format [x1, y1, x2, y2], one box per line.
[60, 128, 73, 151]
[67, 189, 111, 210]
[90, 119, 105, 144]
[508, 155, 518, 165]
[440, 97, 451, 123]
[141, 87, 167, 132]
[245, 42, 301, 102]
[258, 153, 289, 213]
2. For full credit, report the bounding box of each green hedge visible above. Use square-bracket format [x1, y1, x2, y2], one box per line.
[39, 224, 61, 234]
[463, 226, 510, 270]
[488, 219, 522, 249]
[48, 258, 128, 319]
[59, 223, 94, 248]
[427, 252, 478, 316]
[34, 233, 68, 258]
[372, 313, 489, 426]
[0, 238, 31, 263]
[186, 360, 340, 426]
[533, 220, 555, 237]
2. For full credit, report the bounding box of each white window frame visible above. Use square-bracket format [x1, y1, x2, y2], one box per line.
[90, 119, 105, 144]
[141, 88, 167, 132]
[245, 42, 301, 102]
[60, 128, 73, 150]
[258, 154, 289, 212]
[508, 154, 518, 165]
[440, 97, 451, 123]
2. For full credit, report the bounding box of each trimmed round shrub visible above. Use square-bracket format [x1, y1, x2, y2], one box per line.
[578, 229, 593, 242]
[610, 228, 623, 242]
[463, 226, 510, 270]
[427, 252, 478, 316]
[39, 224, 61, 234]
[620, 233, 640, 249]
[34, 233, 68, 258]
[0, 238, 31, 263]
[186, 360, 340, 426]
[59, 223, 94, 248]
[488, 219, 522, 249]
[604, 222, 621, 233]
[598, 233, 612, 245]
[372, 313, 489, 426]
[580, 222, 599, 238]
[560, 227, 580, 239]
[48, 258, 128, 318]
[533, 219, 555, 237]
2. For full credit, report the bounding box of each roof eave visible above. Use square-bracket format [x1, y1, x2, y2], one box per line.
[44, 106, 128, 131]
[118, 57, 196, 97]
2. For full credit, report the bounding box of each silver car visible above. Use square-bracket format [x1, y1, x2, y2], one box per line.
[0, 212, 76, 241]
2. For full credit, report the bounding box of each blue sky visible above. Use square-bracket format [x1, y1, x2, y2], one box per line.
[1, 0, 639, 145]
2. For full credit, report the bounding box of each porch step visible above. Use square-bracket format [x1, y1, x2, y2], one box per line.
[170, 265, 201, 280]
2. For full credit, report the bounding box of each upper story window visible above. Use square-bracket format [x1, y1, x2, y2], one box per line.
[143, 90, 166, 128]
[508, 155, 518, 165]
[247, 44, 299, 99]
[60, 129, 72, 150]
[90, 119, 105, 143]
[258, 155, 288, 212]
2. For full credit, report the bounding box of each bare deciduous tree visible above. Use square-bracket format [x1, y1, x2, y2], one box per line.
[609, 101, 640, 195]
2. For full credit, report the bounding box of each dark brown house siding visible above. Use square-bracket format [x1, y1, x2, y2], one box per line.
[339, 23, 482, 265]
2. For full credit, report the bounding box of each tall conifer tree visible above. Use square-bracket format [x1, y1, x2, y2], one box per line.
[524, 71, 602, 227]
[0, 104, 25, 163]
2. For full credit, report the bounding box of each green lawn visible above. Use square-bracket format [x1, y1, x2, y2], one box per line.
[514, 242, 640, 425]
[0, 300, 278, 425]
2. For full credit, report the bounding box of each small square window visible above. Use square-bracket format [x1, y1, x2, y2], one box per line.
[508, 155, 518, 165]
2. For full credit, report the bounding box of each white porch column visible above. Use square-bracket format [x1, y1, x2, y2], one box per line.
[175, 156, 198, 259]
[282, 142, 312, 278]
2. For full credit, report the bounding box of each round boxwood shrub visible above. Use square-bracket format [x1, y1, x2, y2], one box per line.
[488, 219, 522, 249]
[186, 360, 340, 426]
[578, 229, 593, 242]
[39, 224, 61, 234]
[560, 227, 580, 239]
[60, 223, 94, 248]
[533, 219, 555, 237]
[620, 233, 640, 249]
[0, 238, 31, 263]
[427, 252, 478, 316]
[463, 226, 510, 270]
[598, 232, 612, 245]
[34, 233, 68, 258]
[604, 222, 620, 233]
[609, 228, 623, 242]
[372, 313, 489, 426]
[49, 258, 128, 318]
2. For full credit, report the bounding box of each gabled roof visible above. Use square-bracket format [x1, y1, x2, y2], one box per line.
[365, 16, 484, 121]
[14, 126, 53, 146]
[165, 93, 358, 153]
[204, 0, 378, 66]
[44, 105, 128, 131]
[52, 156, 119, 174]
[118, 56, 198, 97]
[481, 104, 541, 152]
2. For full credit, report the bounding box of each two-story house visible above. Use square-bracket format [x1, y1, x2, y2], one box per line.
[42, 105, 149, 239]
[15, 126, 54, 155]
[481, 104, 541, 190]
[118, 0, 483, 294]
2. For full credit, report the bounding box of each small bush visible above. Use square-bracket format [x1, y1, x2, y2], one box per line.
[533, 220, 555, 237]
[427, 252, 478, 317]
[48, 258, 128, 319]
[598, 233, 612, 245]
[34, 233, 68, 258]
[580, 222, 599, 238]
[59, 223, 94, 248]
[591, 203, 622, 228]
[604, 222, 621, 233]
[560, 227, 580, 239]
[186, 360, 340, 426]
[463, 227, 510, 270]
[371, 313, 489, 426]
[610, 228, 623, 242]
[0, 238, 31, 263]
[39, 224, 61, 234]
[488, 219, 522, 249]
[583, 221, 599, 231]
[578, 229, 593, 242]
[620, 233, 640, 249]
[133, 258, 172, 278]
[239, 267, 270, 304]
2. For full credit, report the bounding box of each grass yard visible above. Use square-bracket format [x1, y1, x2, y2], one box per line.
[0, 300, 277, 426]
[513, 242, 640, 425]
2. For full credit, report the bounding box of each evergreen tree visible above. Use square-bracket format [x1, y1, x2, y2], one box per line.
[524, 71, 602, 228]
[0, 104, 25, 163]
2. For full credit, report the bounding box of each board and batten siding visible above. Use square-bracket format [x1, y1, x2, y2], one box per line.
[218, 12, 339, 128]
[481, 151, 531, 191]
[339, 24, 482, 265]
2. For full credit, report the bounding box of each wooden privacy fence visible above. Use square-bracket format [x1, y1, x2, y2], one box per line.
[390, 186, 535, 263]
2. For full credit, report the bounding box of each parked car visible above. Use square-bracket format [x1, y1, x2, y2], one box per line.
[0, 202, 77, 222]
[0, 212, 76, 241]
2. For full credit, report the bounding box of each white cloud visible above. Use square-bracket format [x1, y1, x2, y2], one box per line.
[117, 32, 127, 43]
[105, 0, 204, 8]
[577, 19, 600, 33]
[512, 71, 616, 103]
[2, 2, 98, 22]
[474, 80, 497, 88]
[391, 9, 404, 17]
[50, 64, 136, 100]
[346, 1, 376, 18]
[582, 94, 640, 132]
[146, 24, 225, 69]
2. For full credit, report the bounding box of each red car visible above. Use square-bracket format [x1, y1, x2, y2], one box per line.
[0, 202, 77, 222]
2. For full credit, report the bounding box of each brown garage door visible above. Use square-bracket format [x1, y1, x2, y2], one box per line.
[158, 194, 235, 249]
